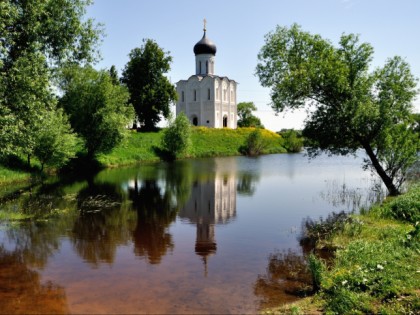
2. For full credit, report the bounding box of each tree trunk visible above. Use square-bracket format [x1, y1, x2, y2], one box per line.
[362, 142, 400, 196]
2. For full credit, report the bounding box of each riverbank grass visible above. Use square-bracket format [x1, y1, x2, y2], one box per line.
[266, 185, 420, 314]
[0, 165, 31, 185]
[98, 127, 286, 166]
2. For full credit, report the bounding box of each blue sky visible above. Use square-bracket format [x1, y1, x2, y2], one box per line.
[86, 0, 420, 131]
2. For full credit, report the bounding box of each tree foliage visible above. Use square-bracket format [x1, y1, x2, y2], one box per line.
[256, 24, 419, 195]
[241, 129, 268, 156]
[59, 65, 134, 159]
[121, 39, 177, 131]
[161, 112, 191, 160]
[281, 129, 304, 153]
[237, 102, 264, 128]
[0, 0, 102, 168]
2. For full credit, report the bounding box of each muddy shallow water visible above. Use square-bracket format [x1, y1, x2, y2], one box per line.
[0, 153, 383, 314]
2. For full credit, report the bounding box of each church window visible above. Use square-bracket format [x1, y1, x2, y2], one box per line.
[199, 61, 202, 74]
[181, 91, 184, 102]
[230, 90, 233, 102]
[216, 88, 219, 100]
[206, 61, 208, 74]
[207, 88, 211, 100]
[194, 89, 197, 101]
[223, 89, 227, 101]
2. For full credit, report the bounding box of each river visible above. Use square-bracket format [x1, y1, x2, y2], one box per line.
[0, 153, 384, 314]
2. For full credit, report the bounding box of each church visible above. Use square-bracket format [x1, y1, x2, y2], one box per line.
[176, 20, 238, 128]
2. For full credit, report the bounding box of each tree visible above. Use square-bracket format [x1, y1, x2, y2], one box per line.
[237, 102, 264, 128]
[161, 112, 191, 160]
[109, 65, 119, 85]
[121, 39, 177, 131]
[240, 129, 268, 156]
[256, 24, 419, 195]
[281, 129, 304, 153]
[59, 65, 134, 159]
[33, 108, 79, 170]
[0, 0, 102, 165]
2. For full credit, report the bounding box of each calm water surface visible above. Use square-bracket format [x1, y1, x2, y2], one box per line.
[0, 153, 383, 314]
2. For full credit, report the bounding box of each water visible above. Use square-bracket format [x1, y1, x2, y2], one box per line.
[0, 153, 383, 314]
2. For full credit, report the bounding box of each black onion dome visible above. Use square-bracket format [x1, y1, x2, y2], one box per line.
[193, 31, 217, 55]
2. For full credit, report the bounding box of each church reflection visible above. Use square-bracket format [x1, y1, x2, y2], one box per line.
[178, 159, 237, 275]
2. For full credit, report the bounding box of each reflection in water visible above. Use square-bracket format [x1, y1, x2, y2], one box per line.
[179, 159, 237, 275]
[71, 182, 135, 266]
[254, 249, 313, 309]
[0, 246, 68, 314]
[128, 179, 177, 264]
[320, 179, 385, 212]
[0, 154, 382, 313]
[236, 172, 260, 196]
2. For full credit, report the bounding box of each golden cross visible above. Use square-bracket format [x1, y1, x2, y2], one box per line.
[203, 18, 207, 32]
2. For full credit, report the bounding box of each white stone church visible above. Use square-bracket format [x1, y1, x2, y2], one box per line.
[176, 21, 237, 128]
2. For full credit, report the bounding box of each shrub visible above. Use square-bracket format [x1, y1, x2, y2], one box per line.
[374, 185, 420, 223]
[299, 211, 350, 246]
[240, 128, 268, 156]
[281, 129, 304, 153]
[161, 113, 191, 160]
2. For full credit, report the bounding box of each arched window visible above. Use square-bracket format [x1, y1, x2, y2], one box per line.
[199, 61, 202, 74]
[194, 89, 197, 101]
[206, 61, 208, 74]
[181, 91, 184, 102]
[207, 88, 211, 100]
[223, 115, 228, 128]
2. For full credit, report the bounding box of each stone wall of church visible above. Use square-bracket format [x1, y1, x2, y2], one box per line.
[176, 75, 237, 129]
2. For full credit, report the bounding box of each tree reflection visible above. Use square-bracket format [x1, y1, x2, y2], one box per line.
[70, 182, 136, 266]
[128, 179, 177, 264]
[254, 249, 313, 310]
[236, 172, 260, 196]
[0, 246, 69, 314]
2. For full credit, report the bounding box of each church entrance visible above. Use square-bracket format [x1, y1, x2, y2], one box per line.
[192, 116, 198, 126]
[223, 116, 228, 128]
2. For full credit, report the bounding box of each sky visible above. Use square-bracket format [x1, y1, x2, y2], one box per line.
[86, 0, 420, 131]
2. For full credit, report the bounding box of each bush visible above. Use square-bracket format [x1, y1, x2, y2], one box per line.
[299, 211, 350, 246]
[240, 128, 268, 156]
[161, 113, 191, 160]
[374, 185, 420, 224]
[281, 129, 304, 153]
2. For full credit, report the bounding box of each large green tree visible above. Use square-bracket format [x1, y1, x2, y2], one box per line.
[121, 39, 177, 131]
[0, 0, 101, 165]
[237, 102, 264, 128]
[59, 65, 134, 159]
[256, 24, 419, 195]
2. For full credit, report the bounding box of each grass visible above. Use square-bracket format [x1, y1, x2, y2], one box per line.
[97, 127, 286, 166]
[0, 127, 285, 186]
[0, 164, 32, 186]
[265, 184, 420, 314]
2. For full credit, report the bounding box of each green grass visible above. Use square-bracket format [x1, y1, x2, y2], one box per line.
[0, 164, 31, 185]
[267, 184, 420, 314]
[98, 127, 286, 166]
[0, 127, 286, 185]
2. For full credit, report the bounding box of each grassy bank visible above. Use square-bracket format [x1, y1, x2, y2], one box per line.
[0, 127, 286, 184]
[268, 185, 420, 314]
[0, 165, 32, 186]
[97, 127, 286, 167]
